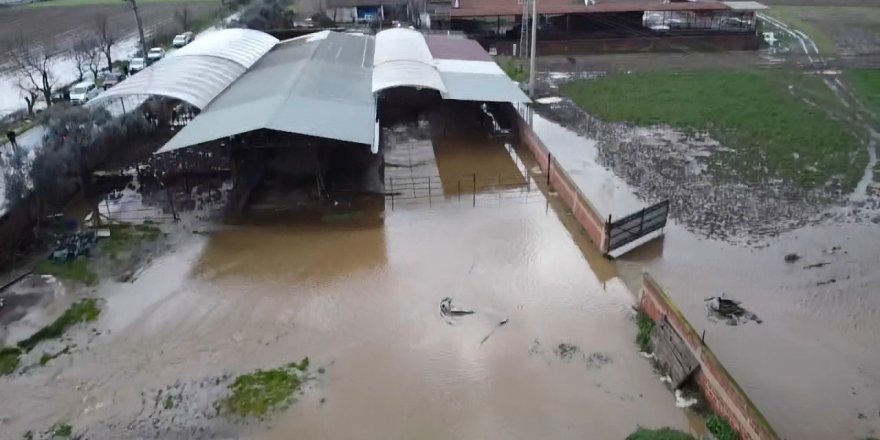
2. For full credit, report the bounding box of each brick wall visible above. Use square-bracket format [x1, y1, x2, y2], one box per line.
[509, 106, 609, 251]
[640, 273, 780, 440]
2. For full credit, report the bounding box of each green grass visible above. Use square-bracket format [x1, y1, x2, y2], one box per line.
[562, 71, 867, 190]
[35, 258, 98, 286]
[51, 423, 73, 438]
[706, 414, 740, 440]
[636, 311, 655, 353]
[497, 56, 528, 83]
[218, 358, 310, 420]
[848, 69, 880, 122]
[17, 299, 100, 352]
[0, 347, 23, 375]
[626, 428, 697, 440]
[21, 0, 213, 8]
[102, 223, 163, 259]
[764, 7, 838, 55]
[164, 395, 175, 410]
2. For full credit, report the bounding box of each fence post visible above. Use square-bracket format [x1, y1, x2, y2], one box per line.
[458, 179, 461, 202]
[427, 177, 432, 208]
[472, 173, 477, 207]
[603, 213, 612, 253]
[166, 186, 179, 221]
[390, 177, 395, 211]
[546, 152, 552, 187]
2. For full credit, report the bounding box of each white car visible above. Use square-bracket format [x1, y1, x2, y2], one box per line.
[147, 47, 166, 62]
[69, 80, 98, 105]
[172, 32, 194, 48]
[129, 57, 146, 74]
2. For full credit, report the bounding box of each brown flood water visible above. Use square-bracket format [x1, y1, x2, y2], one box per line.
[0, 127, 692, 438]
[527, 107, 880, 440]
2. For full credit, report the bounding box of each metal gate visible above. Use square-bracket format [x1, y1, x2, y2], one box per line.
[605, 200, 670, 253]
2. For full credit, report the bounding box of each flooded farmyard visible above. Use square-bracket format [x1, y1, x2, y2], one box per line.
[0, 121, 695, 438]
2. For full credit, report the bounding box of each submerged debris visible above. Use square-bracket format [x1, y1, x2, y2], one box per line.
[705, 294, 762, 325]
[555, 343, 580, 361]
[784, 253, 801, 263]
[439, 297, 475, 317]
[479, 318, 510, 345]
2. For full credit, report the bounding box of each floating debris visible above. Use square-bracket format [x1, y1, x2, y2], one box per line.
[439, 297, 475, 317]
[705, 293, 762, 325]
[784, 253, 801, 263]
[674, 389, 699, 408]
[480, 319, 511, 345]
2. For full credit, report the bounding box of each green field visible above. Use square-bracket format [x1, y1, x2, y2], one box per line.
[561, 71, 868, 190]
[21, 0, 213, 8]
[764, 7, 837, 55]
[848, 69, 880, 121]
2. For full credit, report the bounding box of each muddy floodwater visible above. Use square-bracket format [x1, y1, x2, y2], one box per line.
[526, 102, 880, 440]
[0, 135, 692, 438]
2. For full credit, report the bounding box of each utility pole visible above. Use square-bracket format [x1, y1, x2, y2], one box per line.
[528, 0, 537, 97]
[127, 0, 149, 61]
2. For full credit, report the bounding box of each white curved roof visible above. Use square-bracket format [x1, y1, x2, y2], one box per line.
[372, 28, 445, 94]
[90, 29, 279, 109]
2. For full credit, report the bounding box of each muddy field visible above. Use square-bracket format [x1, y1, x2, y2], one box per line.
[0, 1, 221, 63]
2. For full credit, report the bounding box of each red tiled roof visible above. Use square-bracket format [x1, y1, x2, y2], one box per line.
[450, 0, 731, 17]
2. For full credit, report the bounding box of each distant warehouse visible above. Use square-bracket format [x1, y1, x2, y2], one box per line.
[323, 0, 768, 54]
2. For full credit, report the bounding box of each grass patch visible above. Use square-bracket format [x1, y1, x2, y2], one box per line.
[218, 357, 310, 420]
[51, 423, 73, 438]
[102, 223, 163, 259]
[706, 414, 739, 440]
[848, 69, 880, 122]
[21, 0, 214, 8]
[626, 428, 697, 440]
[17, 299, 100, 352]
[34, 258, 97, 286]
[764, 7, 837, 55]
[0, 347, 23, 375]
[497, 56, 528, 83]
[636, 311, 655, 353]
[562, 70, 867, 190]
[164, 395, 175, 410]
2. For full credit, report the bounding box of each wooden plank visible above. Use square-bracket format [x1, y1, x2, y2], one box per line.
[651, 317, 700, 388]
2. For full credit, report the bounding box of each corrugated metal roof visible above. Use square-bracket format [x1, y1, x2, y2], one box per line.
[158, 31, 376, 152]
[90, 29, 279, 109]
[722, 1, 768, 10]
[372, 28, 446, 94]
[429, 37, 529, 103]
[171, 28, 279, 68]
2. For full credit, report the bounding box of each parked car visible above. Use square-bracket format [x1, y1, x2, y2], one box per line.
[172, 32, 194, 48]
[101, 72, 126, 90]
[69, 80, 98, 105]
[147, 47, 166, 62]
[129, 57, 147, 74]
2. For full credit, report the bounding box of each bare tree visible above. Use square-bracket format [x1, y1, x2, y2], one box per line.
[175, 5, 191, 32]
[85, 43, 102, 81]
[71, 39, 92, 82]
[18, 81, 40, 116]
[93, 13, 117, 71]
[8, 35, 57, 108]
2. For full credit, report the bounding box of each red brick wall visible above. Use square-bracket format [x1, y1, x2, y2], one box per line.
[640, 273, 780, 440]
[510, 107, 609, 251]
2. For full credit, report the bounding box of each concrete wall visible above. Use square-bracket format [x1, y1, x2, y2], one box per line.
[640, 273, 781, 440]
[509, 105, 609, 251]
